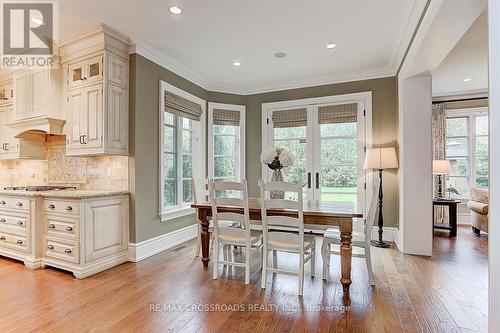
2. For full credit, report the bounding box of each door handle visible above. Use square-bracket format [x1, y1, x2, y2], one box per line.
[307, 172, 311, 189]
[79, 135, 83, 144]
[315, 172, 319, 189]
[82, 135, 87, 144]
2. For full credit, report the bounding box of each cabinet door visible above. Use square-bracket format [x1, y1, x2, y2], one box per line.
[0, 108, 8, 154]
[82, 84, 103, 148]
[85, 55, 103, 85]
[84, 197, 128, 262]
[107, 54, 128, 87]
[106, 84, 128, 150]
[13, 72, 30, 120]
[31, 69, 48, 117]
[67, 88, 85, 151]
[0, 83, 10, 104]
[67, 62, 85, 89]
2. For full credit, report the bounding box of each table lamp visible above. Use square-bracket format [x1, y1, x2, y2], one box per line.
[364, 147, 399, 248]
[433, 160, 451, 199]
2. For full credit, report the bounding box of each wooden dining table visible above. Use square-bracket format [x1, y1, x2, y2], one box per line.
[192, 198, 363, 293]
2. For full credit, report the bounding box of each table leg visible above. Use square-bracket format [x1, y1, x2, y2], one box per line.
[339, 220, 353, 293]
[449, 204, 457, 237]
[198, 209, 211, 268]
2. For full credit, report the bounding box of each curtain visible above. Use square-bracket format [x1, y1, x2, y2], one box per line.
[318, 103, 358, 124]
[213, 109, 240, 126]
[165, 91, 203, 121]
[432, 103, 448, 223]
[272, 108, 307, 128]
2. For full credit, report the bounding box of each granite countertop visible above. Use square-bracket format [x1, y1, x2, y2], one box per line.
[0, 189, 129, 199]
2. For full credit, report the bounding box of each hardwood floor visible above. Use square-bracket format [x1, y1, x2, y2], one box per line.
[0, 225, 488, 333]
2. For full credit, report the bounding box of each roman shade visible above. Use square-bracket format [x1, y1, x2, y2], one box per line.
[165, 91, 203, 121]
[318, 103, 358, 124]
[213, 108, 241, 126]
[272, 108, 307, 128]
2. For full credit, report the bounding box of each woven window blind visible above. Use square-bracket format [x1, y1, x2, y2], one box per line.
[318, 103, 358, 124]
[272, 108, 307, 128]
[165, 91, 203, 121]
[213, 109, 241, 126]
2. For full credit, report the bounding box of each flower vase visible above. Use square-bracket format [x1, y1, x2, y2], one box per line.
[270, 169, 285, 199]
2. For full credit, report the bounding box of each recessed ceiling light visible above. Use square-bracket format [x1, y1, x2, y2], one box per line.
[326, 42, 337, 49]
[274, 52, 287, 58]
[463, 77, 472, 82]
[169, 6, 182, 15]
[233, 61, 241, 67]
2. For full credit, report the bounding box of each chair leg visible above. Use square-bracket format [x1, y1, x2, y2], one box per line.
[195, 224, 201, 257]
[321, 239, 328, 281]
[261, 246, 268, 289]
[272, 250, 277, 271]
[365, 244, 375, 286]
[245, 245, 251, 284]
[310, 238, 315, 277]
[298, 252, 305, 296]
[209, 232, 214, 257]
[212, 241, 219, 280]
[223, 244, 227, 264]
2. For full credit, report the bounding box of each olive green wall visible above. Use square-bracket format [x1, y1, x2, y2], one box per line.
[129, 53, 399, 243]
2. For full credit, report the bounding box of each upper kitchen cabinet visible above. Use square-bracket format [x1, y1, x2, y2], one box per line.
[60, 24, 129, 156]
[12, 66, 64, 121]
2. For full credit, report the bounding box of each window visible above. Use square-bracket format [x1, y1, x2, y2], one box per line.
[445, 108, 488, 199]
[208, 103, 245, 182]
[160, 81, 205, 220]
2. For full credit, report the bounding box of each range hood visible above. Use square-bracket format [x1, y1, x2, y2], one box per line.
[7, 116, 65, 138]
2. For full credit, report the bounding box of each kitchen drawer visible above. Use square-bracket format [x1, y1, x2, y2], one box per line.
[45, 214, 78, 240]
[44, 237, 79, 264]
[44, 199, 79, 215]
[0, 232, 29, 252]
[0, 213, 28, 230]
[0, 196, 30, 211]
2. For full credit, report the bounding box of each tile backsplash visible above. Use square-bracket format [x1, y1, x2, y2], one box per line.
[0, 136, 129, 191]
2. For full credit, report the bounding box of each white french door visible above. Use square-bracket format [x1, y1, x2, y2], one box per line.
[262, 93, 372, 212]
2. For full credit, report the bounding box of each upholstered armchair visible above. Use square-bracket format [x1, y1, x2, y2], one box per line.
[467, 187, 489, 235]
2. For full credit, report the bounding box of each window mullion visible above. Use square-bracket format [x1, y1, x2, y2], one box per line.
[177, 117, 183, 207]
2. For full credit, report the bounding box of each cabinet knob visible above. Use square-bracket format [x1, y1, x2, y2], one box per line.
[64, 248, 72, 254]
[17, 221, 23, 226]
[0, 236, 5, 240]
[16, 202, 23, 207]
[16, 240, 23, 245]
[48, 224, 55, 229]
[65, 206, 73, 211]
[0, 201, 5, 205]
[0, 218, 5, 223]
[47, 245, 54, 250]
[48, 204, 55, 209]
[65, 226, 73, 232]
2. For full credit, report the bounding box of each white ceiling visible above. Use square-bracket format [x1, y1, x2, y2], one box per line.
[57, 1, 426, 94]
[432, 10, 488, 97]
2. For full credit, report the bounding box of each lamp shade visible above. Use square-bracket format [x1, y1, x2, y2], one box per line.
[433, 160, 451, 174]
[364, 147, 399, 170]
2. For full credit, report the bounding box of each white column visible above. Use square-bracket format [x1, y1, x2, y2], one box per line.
[488, 1, 500, 331]
[397, 75, 433, 256]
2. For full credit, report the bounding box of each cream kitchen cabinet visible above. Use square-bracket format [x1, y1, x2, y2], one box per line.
[12, 67, 63, 121]
[60, 25, 129, 156]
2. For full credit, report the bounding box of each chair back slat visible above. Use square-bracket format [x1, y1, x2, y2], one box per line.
[192, 178, 209, 204]
[216, 212, 247, 224]
[212, 181, 244, 191]
[265, 215, 300, 228]
[215, 197, 245, 208]
[264, 198, 299, 210]
[364, 179, 381, 239]
[262, 181, 299, 193]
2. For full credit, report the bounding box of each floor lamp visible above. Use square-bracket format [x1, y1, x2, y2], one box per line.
[364, 147, 399, 248]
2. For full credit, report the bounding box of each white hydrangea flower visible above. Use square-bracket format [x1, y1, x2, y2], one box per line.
[260, 149, 277, 164]
[278, 150, 295, 167]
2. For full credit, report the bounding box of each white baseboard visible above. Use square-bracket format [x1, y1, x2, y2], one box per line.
[370, 226, 398, 243]
[458, 213, 471, 225]
[128, 224, 198, 262]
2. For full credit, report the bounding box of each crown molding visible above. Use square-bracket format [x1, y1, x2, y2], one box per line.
[432, 89, 489, 100]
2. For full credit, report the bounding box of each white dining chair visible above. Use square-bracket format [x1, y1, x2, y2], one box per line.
[259, 180, 316, 296]
[321, 179, 380, 285]
[210, 179, 262, 284]
[192, 178, 239, 258]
